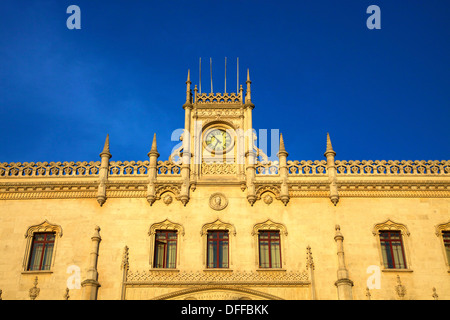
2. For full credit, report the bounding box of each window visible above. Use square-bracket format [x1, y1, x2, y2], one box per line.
[153, 230, 177, 268]
[258, 231, 281, 268]
[380, 231, 407, 269]
[443, 231, 450, 265]
[207, 231, 229, 268]
[27, 232, 56, 271]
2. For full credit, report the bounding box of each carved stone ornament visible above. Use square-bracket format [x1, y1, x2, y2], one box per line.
[29, 277, 40, 300]
[209, 193, 228, 211]
[263, 194, 273, 205]
[395, 275, 406, 299]
[162, 194, 173, 205]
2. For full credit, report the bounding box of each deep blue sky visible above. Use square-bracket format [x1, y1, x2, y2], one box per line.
[0, 0, 449, 163]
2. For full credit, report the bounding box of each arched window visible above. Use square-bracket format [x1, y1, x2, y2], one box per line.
[149, 219, 184, 269]
[252, 219, 288, 269]
[372, 219, 412, 271]
[23, 220, 62, 272]
[435, 220, 450, 270]
[201, 218, 236, 269]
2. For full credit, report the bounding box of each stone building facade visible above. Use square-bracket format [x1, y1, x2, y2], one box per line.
[0, 70, 449, 300]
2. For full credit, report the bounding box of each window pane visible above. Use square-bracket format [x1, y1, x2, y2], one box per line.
[381, 240, 393, 268]
[443, 232, 450, 264]
[392, 242, 406, 269]
[270, 241, 281, 268]
[207, 239, 216, 268]
[259, 239, 269, 268]
[42, 243, 54, 270]
[220, 241, 228, 268]
[167, 241, 177, 268]
[380, 231, 405, 269]
[29, 244, 43, 271]
[154, 241, 165, 268]
[207, 231, 228, 268]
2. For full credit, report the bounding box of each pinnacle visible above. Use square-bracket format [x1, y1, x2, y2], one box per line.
[148, 133, 160, 158]
[100, 134, 112, 158]
[324, 132, 336, 157]
[279, 133, 286, 152]
[277, 133, 288, 157]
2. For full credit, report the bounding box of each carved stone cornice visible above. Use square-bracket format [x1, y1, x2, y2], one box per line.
[0, 176, 448, 200]
[125, 270, 309, 287]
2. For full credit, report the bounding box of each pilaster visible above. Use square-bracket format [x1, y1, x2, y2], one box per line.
[334, 225, 353, 300]
[81, 226, 101, 300]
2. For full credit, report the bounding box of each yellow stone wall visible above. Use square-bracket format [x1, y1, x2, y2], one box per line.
[1, 183, 449, 300]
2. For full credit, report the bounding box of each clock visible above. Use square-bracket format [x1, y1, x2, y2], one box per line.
[204, 128, 233, 153]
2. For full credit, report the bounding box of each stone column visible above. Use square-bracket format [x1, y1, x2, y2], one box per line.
[81, 226, 101, 300]
[334, 225, 353, 300]
[180, 70, 193, 206]
[277, 133, 289, 206]
[244, 70, 256, 205]
[324, 133, 339, 206]
[147, 134, 159, 206]
[97, 134, 111, 206]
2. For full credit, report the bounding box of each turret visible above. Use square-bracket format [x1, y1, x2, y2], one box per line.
[146, 133, 159, 206]
[324, 132, 339, 206]
[97, 134, 111, 206]
[277, 133, 289, 205]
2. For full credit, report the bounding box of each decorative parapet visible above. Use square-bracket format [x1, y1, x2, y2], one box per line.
[109, 161, 149, 176]
[287, 160, 327, 176]
[335, 160, 450, 176]
[195, 92, 242, 104]
[157, 161, 182, 175]
[256, 160, 279, 175]
[0, 161, 100, 177]
[126, 270, 309, 286]
[2, 159, 448, 178]
[0, 160, 183, 179]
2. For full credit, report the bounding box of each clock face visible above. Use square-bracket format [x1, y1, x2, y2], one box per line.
[204, 128, 232, 153]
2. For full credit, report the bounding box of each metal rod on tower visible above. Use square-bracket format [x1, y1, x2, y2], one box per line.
[237, 57, 239, 93]
[224, 57, 227, 93]
[210, 57, 213, 93]
[199, 57, 202, 94]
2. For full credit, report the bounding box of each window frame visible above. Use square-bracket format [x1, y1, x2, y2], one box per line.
[23, 220, 62, 273]
[27, 232, 56, 271]
[153, 230, 178, 269]
[443, 232, 450, 265]
[149, 218, 184, 270]
[206, 230, 230, 269]
[435, 221, 450, 271]
[379, 230, 407, 269]
[258, 230, 282, 269]
[252, 219, 288, 270]
[372, 219, 412, 272]
[201, 219, 236, 270]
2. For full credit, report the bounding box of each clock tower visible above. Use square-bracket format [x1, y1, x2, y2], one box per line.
[168, 67, 261, 204]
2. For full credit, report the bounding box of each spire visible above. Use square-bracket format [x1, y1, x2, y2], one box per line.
[148, 133, 159, 158]
[245, 68, 252, 103]
[185, 69, 192, 105]
[99, 134, 111, 159]
[324, 132, 336, 157]
[277, 133, 288, 157]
